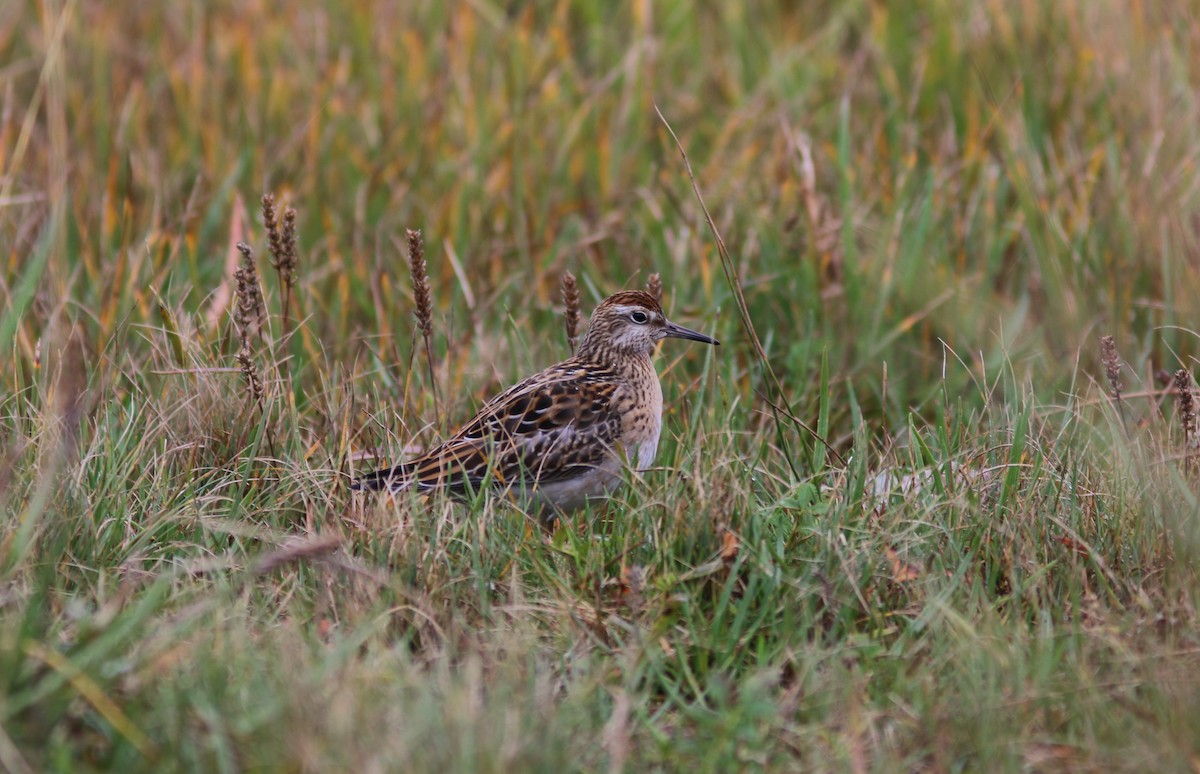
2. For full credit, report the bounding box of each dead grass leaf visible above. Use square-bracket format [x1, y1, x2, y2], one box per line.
[618, 564, 645, 613]
[252, 534, 344, 576]
[719, 528, 740, 565]
[206, 192, 249, 332]
[885, 547, 921, 584]
[1023, 742, 1086, 772]
[1059, 535, 1089, 556]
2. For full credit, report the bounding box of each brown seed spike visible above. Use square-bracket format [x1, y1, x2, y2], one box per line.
[233, 241, 266, 411]
[262, 193, 284, 270]
[408, 229, 432, 339]
[1175, 369, 1196, 450]
[233, 241, 265, 343]
[236, 340, 265, 409]
[1100, 335, 1121, 397]
[1099, 335, 1125, 431]
[281, 206, 298, 278]
[281, 205, 300, 343]
[407, 228, 439, 421]
[646, 272, 663, 305]
[562, 271, 580, 353]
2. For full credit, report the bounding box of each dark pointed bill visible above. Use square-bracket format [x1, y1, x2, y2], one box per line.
[664, 321, 719, 346]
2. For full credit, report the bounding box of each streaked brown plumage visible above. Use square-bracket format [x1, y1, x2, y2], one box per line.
[353, 290, 718, 517]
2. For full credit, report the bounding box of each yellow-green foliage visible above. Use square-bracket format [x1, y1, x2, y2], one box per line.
[2, 2, 1200, 770]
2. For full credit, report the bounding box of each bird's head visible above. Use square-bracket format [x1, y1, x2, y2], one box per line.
[577, 290, 719, 359]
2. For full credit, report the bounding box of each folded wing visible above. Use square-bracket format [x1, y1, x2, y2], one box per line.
[353, 364, 621, 494]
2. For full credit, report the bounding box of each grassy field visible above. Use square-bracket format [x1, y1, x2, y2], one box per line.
[3, 0, 1200, 770]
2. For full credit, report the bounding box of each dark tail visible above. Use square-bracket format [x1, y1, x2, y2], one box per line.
[351, 464, 410, 492]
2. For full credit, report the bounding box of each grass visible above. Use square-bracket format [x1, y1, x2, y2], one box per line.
[3, 0, 1200, 770]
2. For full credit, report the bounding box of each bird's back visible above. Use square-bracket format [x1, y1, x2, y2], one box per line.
[352, 357, 631, 498]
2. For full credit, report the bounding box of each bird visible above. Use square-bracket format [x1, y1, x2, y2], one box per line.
[352, 289, 718, 518]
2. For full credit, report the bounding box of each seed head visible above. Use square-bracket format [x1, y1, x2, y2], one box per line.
[234, 241, 265, 343]
[1175, 369, 1196, 447]
[1100, 335, 1121, 398]
[236, 341, 265, 408]
[262, 194, 284, 268]
[646, 272, 663, 306]
[562, 271, 580, 353]
[407, 229, 433, 339]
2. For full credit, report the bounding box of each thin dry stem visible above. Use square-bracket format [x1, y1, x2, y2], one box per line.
[562, 271, 580, 353]
[252, 534, 343, 576]
[654, 104, 845, 468]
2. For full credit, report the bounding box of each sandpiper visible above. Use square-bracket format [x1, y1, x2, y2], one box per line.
[353, 290, 718, 517]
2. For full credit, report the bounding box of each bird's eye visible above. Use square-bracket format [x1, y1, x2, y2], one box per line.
[630, 311, 649, 324]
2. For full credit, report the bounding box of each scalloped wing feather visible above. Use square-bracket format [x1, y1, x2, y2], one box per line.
[354, 364, 622, 494]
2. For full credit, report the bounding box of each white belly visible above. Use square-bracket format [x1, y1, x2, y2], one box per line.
[631, 428, 660, 470]
[526, 457, 625, 517]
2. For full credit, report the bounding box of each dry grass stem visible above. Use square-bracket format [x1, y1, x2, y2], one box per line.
[654, 104, 845, 467]
[789, 127, 842, 284]
[252, 534, 343, 576]
[562, 271, 580, 353]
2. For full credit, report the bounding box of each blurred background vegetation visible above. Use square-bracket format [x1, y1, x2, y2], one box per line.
[3, 0, 1200, 770]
